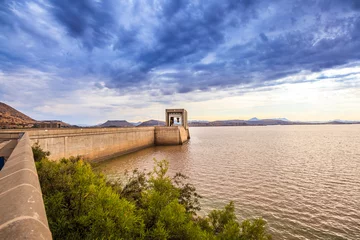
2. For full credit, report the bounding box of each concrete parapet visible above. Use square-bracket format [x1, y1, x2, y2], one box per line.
[0, 132, 23, 141]
[0, 140, 11, 151]
[0, 133, 52, 240]
[0, 140, 17, 161]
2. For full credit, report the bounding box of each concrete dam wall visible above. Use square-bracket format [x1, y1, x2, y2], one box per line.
[0, 133, 52, 239]
[28, 127, 155, 161]
[155, 126, 190, 145]
[27, 126, 190, 161]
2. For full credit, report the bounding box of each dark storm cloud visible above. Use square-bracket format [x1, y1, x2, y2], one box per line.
[259, 33, 268, 42]
[49, 0, 115, 49]
[0, 0, 360, 99]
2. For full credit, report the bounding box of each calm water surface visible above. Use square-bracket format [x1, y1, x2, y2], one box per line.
[98, 125, 360, 239]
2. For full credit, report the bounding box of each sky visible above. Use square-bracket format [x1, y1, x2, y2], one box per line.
[0, 0, 360, 124]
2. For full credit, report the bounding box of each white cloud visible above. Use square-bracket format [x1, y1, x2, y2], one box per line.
[200, 53, 216, 64]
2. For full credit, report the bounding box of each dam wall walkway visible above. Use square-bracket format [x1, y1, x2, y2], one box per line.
[0, 133, 52, 239]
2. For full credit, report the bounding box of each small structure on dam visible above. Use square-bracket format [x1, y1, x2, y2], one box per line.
[154, 108, 190, 146]
[166, 109, 188, 129]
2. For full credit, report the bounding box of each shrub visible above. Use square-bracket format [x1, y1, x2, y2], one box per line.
[32, 142, 50, 162]
[36, 157, 144, 239]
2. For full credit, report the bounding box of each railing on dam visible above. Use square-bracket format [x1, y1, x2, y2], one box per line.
[0, 133, 52, 239]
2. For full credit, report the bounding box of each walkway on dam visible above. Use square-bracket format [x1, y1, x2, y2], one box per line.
[0, 132, 52, 239]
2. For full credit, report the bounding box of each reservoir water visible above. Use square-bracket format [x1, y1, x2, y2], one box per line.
[97, 125, 360, 239]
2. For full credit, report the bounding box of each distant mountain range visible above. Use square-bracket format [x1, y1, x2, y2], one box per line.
[79, 118, 360, 128]
[1, 102, 359, 128]
[188, 117, 360, 126]
[330, 119, 360, 123]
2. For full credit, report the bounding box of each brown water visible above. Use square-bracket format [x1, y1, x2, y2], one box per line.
[97, 125, 360, 239]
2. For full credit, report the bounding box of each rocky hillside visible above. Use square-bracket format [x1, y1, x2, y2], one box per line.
[0, 102, 35, 126]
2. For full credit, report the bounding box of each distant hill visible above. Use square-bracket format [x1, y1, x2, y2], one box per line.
[248, 117, 259, 121]
[73, 124, 92, 127]
[138, 120, 166, 127]
[272, 118, 289, 122]
[189, 120, 209, 123]
[327, 120, 360, 125]
[210, 120, 246, 126]
[98, 120, 134, 127]
[245, 119, 292, 125]
[329, 119, 359, 124]
[0, 102, 35, 127]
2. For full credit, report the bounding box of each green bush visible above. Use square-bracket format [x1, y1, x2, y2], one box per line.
[36, 157, 144, 239]
[34, 145, 271, 239]
[32, 142, 50, 162]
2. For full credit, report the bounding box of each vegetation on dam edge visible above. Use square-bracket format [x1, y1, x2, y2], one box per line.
[32, 143, 272, 240]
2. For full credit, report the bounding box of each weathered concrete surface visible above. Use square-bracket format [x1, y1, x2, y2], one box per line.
[28, 127, 156, 161]
[179, 126, 190, 143]
[0, 133, 52, 240]
[0, 140, 17, 161]
[155, 126, 190, 145]
[0, 132, 23, 141]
